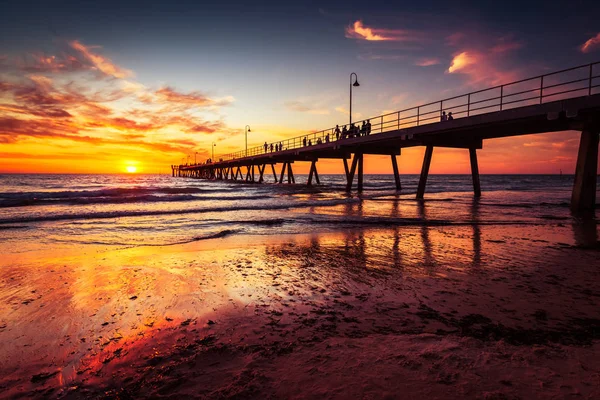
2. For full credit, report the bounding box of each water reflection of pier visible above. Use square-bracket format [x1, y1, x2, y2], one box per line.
[266, 198, 488, 273]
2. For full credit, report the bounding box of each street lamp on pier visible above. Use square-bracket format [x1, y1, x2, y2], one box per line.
[195, 151, 198, 165]
[245, 125, 251, 157]
[349, 72, 360, 126]
[212, 142, 216, 161]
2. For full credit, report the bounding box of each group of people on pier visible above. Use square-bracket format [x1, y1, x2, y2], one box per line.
[334, 120, 372, 140]
[440, 111, 454, 121]
[264, 142, 285, 153]
[260, 119, 374, 154]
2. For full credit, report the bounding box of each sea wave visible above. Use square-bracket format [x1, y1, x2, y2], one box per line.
[0, 193, 273, 208]
[0, 198, 360, 225]
[0, 186, 233, 202]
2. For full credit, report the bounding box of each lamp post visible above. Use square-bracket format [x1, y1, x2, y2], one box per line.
[245, 125, 251, 157]
[212, 142, 216, 161]
[349, 72, 360, 126]
[194, 151, 198, 165]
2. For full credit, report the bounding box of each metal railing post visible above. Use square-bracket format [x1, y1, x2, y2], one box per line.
[381, 115, 384, 133]
[500, 85, 504, 111]
[417, 107, 420, 126]
[540, 75, 544, 104]
[467, 94, 470, 116]
[397, 111, 400, 129]
[440, 101, 443, 120]
[589, 63, 593, 96]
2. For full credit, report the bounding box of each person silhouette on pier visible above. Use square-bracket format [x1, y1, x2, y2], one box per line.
[334, 125, 340, 140]
[441, 111, 447, 122]
[325, 133, 330, 143]
[279, 142, 283, 151]
[342, 125, 348, 139]
[360, 121, 367, 136]
[308, 139, 312, 146]
[366, 120, 372, 135]
[270, 143, 274, 152]
[448, 112, 454, 121]
[264, 142, 268, 153]
[303, 137, 307, 147]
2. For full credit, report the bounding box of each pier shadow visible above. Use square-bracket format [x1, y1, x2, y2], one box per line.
[417, 201, 435, 271]
[470, 198, 482, 268]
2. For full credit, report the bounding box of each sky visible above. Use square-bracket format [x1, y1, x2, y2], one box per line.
[1, 0, 599, 174]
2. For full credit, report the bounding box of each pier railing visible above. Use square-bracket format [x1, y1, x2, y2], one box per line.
[200, 61, 600, 165]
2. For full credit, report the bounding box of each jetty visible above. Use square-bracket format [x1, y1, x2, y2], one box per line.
[173, 62, 600, 212]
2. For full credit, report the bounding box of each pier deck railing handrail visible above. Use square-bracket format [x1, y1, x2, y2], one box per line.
[190, 61, 600, 166]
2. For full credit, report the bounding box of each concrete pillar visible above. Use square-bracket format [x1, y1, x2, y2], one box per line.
[345, 154, 359, 192]
[357, 154, 364, 192]
[271, 164, 278, 183]
[469, 148, 481, 198]
[391, 155, 401, 191]
[417, 145, 434, 199]
[571, 130, 599, 213]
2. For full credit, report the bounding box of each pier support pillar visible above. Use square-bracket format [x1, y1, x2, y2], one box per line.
[287, 163, 295, 184]
[271, 164, 278, 183]
[571, 130, 599, 213]
[307, 160, 320, 186]
[469, 148, 481, 198]
[417, 145, 434, 199]
[279, 162, 287, 184]
[391, 155, 401, 191]
[258, 164, 265, 183]
[345, 154, 360, 192]
[357, 154, 364, 192]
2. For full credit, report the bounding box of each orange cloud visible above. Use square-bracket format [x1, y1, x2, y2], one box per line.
[345, 20, 421, 42]
[346, 20, 391, 41]
[580, 33, 600, 53]
[447, 51, 475, 73]
[447, 51, 520, 86]
[69, 40, 132, 79]
[415, 57, 440, 67]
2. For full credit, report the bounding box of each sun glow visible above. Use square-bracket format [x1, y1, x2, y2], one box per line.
[126, 165, 137, 173]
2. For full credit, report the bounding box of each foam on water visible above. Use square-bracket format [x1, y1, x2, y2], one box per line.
[0, 173, 596, 249]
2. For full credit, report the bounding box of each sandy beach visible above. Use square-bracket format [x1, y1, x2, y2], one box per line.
[1, 219, 599, 399]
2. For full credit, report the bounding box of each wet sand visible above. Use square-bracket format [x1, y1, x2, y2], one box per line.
[1, 221, 599, 399]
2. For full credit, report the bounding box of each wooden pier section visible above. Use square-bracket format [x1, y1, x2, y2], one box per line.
[173, 62, 600, 212]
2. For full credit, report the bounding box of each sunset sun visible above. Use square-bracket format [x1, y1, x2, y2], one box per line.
[126, 165, 137, 173]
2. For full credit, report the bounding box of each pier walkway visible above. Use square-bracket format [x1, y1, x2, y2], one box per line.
[173, 62, 600, 212]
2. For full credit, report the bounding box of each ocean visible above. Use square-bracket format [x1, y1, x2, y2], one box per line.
[0, 173, 596, 252]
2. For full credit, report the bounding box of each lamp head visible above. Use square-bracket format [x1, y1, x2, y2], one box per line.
[353, 80, 360, 87]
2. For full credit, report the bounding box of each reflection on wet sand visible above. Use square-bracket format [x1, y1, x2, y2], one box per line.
[0, 199, 599, 398]
[571, 215, 599, 248]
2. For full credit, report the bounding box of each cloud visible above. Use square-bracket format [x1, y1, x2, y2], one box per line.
[284, 101, 329, 115]
[0, 40, 236, 160]
[415, 57, 440, 67]
[345, 20, 421, 42]
[447, 50, 520, 86]
[448, 52, 475, 74]
[490, 39, 523, 54]
[580, 33, 600, 53]
[69, 40, 132, 79]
